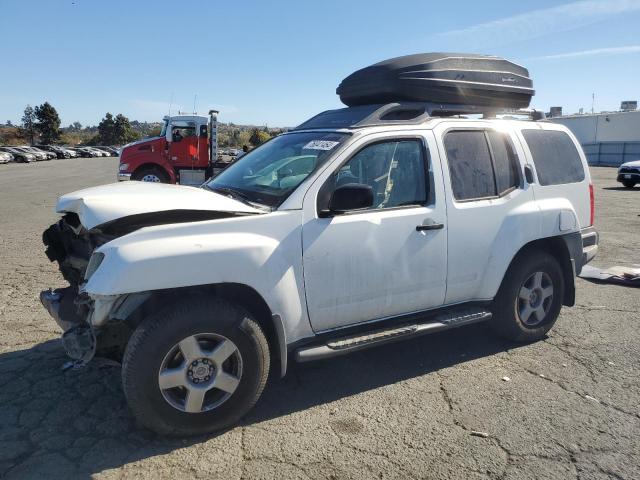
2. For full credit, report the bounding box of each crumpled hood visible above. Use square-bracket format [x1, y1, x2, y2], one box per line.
[56, 182, 261, 230]
[620, 159, 640, 169]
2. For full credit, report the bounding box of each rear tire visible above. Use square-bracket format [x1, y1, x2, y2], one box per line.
[132, 166, 169, 183]
[622, 180, 636, 188]
[490, 249, 564, 342]
[122, 297, 270, 436]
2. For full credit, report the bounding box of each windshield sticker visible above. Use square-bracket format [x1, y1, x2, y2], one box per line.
[303, 140, 340, 151]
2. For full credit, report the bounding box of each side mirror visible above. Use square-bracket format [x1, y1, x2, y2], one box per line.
[328, 183, 374, 214]
[165, 126, 172, 143]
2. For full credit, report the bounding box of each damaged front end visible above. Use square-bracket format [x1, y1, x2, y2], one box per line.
[40, 212, 122, 363]
[41, 207, 251, 364]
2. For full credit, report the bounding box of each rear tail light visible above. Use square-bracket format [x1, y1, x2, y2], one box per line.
[589, 183, 595, 226]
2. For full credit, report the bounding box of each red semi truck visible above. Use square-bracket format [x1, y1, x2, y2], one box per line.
[118, 110, 220, 185]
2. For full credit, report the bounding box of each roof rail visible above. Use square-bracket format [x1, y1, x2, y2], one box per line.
[293, 102, 545, 131]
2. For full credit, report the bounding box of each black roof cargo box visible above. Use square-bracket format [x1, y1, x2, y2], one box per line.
[337, 53, 534, 109]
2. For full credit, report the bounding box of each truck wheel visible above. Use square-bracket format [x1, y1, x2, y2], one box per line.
[132, 166, 169, 183]
[622, 180, 636, 188]
[122, 297, 270, 435]
[490, 249, 564, 343]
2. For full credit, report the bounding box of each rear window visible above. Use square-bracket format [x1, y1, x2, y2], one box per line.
[522, 130, 585, 186]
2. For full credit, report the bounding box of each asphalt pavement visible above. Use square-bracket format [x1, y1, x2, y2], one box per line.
[0, 158, 638, 479]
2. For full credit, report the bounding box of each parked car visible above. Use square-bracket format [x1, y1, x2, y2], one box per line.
[73, 147, 98, 158]
[98, 146, 119, 156]
[13, 146, 47, 161]
[0, 151, 13, 164]
[39, 145, 71, 159]
[617, 160, 640, 188]
[89, 147, 108, 157]
[39, 54, 598, 435]
[97, 148, 115, 157]
[40, 109, 597, 434]
[26, 146, 56, 160]
[0, 146, 35, 163]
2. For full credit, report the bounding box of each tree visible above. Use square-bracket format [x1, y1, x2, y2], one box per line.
[97, 113, 116, 144]
[6, 120, 12, 126]
[34, 102, 61, 144]
[249, 128, 271, 146]
[95, 112, 140, 145]
[21, 105, 36, 145]
[113, 114, 140, 144]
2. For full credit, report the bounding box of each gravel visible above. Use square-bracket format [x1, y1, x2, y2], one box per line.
[0, 158, 638, 479]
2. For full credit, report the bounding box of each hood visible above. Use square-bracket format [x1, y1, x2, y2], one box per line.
[56, 182, 262, 230]
[121, 136, 162, 150]
[620, 159, 640, 169]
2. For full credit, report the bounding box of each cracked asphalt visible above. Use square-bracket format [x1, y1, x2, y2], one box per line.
[0, 158, 638, 479]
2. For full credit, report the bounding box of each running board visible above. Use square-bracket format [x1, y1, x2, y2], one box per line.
[295, 307, 492, 362]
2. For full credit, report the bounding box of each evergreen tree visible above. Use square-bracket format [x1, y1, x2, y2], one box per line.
[34, 102, 61, 144]
[21, 105, 36, 145]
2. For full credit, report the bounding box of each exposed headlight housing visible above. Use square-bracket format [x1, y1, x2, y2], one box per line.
[85, 252, 105, 280]
[119, 163, 129, 171]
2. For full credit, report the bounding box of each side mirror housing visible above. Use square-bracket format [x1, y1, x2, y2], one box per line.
[165, 125, 173, 143]
[327, 183, 374, 214]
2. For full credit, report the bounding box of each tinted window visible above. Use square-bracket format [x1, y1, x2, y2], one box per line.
[336, 140, 427, 209]
[522, 130, 585, 185]
[444, 131, 495, 200]
[487, 131, 520, 194]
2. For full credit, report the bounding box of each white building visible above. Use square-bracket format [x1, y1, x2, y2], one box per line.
[549, 110, 640, 166]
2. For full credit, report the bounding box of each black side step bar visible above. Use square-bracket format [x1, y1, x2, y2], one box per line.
[295, 307, 492, 362]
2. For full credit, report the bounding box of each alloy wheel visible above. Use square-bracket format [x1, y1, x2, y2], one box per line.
[158, 333, 243, 413]
[517, 271, 554, 326]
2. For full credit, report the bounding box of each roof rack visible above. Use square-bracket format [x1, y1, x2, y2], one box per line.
[293, 102, 546, 131]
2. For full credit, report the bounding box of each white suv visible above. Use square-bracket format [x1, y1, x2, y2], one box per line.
[40, 102, 598, 435]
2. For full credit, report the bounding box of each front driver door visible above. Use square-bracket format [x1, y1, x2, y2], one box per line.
[169, 123, 198, 167]
[302, 134, 447, 332]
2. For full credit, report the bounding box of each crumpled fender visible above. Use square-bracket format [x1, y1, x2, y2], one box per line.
[85, 210, 313, 343]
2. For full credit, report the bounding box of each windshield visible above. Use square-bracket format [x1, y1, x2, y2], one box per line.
[204, 131, 349, 208]
[159, 120, 169, 138]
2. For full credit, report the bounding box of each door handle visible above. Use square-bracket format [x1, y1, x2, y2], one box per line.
[416, 222, 444, 231]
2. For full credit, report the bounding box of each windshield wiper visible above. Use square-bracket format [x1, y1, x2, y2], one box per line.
[205, 185, 271, 211]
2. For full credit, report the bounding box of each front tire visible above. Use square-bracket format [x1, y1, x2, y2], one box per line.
[490, 249, 564, 342]
[122, 297, 270, 435]
[132, 166, 169, 183]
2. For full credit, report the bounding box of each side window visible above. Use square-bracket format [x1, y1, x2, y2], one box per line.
[487, 131, 520, 195]
[336, 139, 427, 209]
[444, 131, 496, 200]
[522, 130, 585, 186]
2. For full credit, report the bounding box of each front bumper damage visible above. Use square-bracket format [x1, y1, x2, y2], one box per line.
[39, 287, 97, 363]
[40, 284, 150, 364]
[40, 213, 149, 364]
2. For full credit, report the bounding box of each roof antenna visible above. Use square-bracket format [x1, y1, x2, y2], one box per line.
[193, 94, 197, 115]
[168, 91, 174, 117]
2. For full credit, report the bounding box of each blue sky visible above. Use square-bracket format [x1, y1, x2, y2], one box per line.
[1, 0, 639, 127]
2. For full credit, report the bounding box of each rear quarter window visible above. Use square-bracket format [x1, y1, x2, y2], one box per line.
[522, 130, 585, 186]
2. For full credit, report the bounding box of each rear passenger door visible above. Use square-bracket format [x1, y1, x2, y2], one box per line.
[434, 123, 538, 304]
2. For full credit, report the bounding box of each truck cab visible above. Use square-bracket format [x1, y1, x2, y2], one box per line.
[118, 114, 215, 186]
